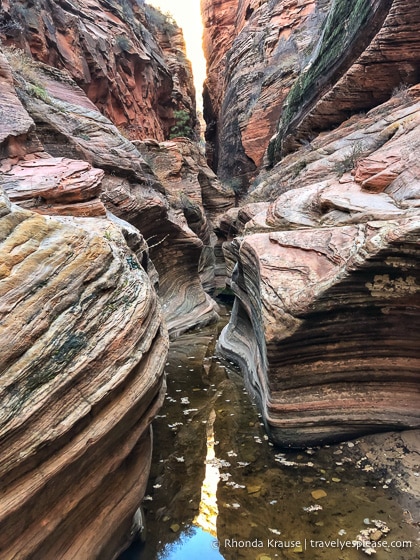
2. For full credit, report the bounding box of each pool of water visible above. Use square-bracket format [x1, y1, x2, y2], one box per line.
[119, 304, 419, 560]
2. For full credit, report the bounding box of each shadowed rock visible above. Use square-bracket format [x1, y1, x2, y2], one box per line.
[135, 137, 234, 292]
[202, 0, 331, 185]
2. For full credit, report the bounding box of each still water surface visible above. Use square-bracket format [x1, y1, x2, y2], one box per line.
[120, 304, 418, 560]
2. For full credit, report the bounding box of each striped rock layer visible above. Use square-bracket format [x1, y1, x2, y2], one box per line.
[217, 87, 420, 447]
[0, 188, 168, 558]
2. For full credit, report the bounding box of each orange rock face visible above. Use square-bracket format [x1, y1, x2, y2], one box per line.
[1, 0, 196, 140]
[201, 0, 330, 185]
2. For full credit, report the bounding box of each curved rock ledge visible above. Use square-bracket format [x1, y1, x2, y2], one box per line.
[217, 88, 420, 448]
[218, 218, 420, 447]
[0, 188, 168, 558]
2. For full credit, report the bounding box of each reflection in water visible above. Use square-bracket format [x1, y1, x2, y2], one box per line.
[159, 527, 221, 560]
[194, 409, 219, 537]
[119, 304, 419, 560]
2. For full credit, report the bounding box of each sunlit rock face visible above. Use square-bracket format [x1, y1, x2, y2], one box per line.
[217, 88, 420, 447]
[148, 9, 198, 137]
[0, 0, 196, 140]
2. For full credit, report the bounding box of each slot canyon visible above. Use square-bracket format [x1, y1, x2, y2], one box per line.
[0, 1, 419, 558]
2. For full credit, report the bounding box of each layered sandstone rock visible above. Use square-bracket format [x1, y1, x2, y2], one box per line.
[0, 47, 219, 336]
[203, 0, 420, 189]
[217, 90, 420, 447]
[0, 30, 221, 558]
[0, 46, 170, 559]
[248, 85, 420, 207]
[202, 0, 331, 185]
[0, 0, 196, 140]
[0, 186, 168, 559]
[270, 0, 420, 160]
[135, 137, 234, 291]
[201, 0, 238, 170]
[0, 50, 37, 158]
[219, 219, 420, 447]
[147, 6, 198, 137]
[1, 156, 107, 217]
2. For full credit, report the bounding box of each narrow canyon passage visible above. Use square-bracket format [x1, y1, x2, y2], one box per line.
[1, 0, 419, 558]
[118, 303, 419, 560]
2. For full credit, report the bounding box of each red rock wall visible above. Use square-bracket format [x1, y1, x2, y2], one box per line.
[201, 0, 238, 169]
[0, 0, 196, 140]
[202, 0, 420, 188]
[201, 0, 331, 186]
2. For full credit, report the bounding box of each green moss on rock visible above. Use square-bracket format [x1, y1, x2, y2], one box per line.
[269, 0, 393, 165]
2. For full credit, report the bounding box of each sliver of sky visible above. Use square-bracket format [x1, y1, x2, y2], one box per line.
[145, 0, 206, 110]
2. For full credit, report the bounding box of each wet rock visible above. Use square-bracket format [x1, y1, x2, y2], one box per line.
[247, 485, 262, 495]
[311, 490, 327, 500]
[356, 430, 420, 519]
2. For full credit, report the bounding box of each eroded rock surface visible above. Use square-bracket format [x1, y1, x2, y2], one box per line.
[136, 137, 234, 291]
[0, 186, 168, 559]
[0, 30, 221, 558]
[270, 0, 420, 160]
[202, 0, 332, 186]
[203, 0, 420, 191]
[217, 89, 420, 447]
[0, 48, 219, 336]
[0, 0, 196, 140]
